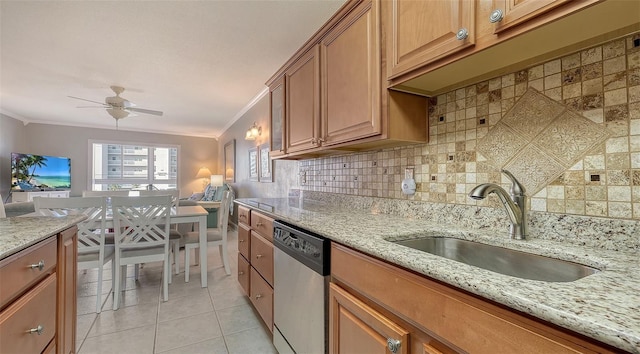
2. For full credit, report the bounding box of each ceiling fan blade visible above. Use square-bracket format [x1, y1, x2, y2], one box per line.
[76, 106, 106, 108]
[68, 96, 108, 105]
[127, 107, 163, 116]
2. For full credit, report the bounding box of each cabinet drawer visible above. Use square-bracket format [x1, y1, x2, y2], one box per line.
[238, 223, 251, 261]
[238, 206, 250, 226]
[250, 232, 274, 286]
[250, 211, 274, 242]
[0, 237, 57, 309]
[250, 267, 273, 333]
[238, 254, 250, 296]
[0, 273, 57, 354]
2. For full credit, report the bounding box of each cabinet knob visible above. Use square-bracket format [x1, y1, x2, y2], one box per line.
[239, 214, 246, 219]
[455, 28, 469, 40]
[489, 9, 504, 23]
[239, 239, 245, 243]
[239, 271, 244, 275]
[256, 254, 263, 259]
[27, 325, 44, 335]
[255, 294, 263, 300]
[387, 338, 401, 353]
[256, 221, 263, 227]
[29, 260, 45, 271]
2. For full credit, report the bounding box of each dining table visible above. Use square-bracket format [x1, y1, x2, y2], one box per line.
[31, 204, 212, 288]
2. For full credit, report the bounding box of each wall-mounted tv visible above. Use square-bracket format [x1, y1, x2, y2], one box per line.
[11, 152, 71, 191]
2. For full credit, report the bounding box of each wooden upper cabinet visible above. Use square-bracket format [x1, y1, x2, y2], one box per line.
[491, 0, 572, 33]
[269, 76, 286, 158]
[386, 0, 476, 79]
[286, 45, 321, 154]
[320, 0, 381, 146]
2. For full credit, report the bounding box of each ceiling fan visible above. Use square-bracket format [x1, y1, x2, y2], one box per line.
[69, 86, 163, 126]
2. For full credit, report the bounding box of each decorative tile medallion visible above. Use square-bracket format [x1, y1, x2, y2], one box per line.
[477, 88, 610, 195]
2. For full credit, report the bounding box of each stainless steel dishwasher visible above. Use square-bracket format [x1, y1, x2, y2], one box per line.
[273, 220, 330, 354]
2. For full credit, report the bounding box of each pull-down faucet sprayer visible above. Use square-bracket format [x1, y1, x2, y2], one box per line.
[469, 169, 527, 240]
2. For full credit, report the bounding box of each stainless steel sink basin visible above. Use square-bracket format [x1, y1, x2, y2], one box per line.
[393, 237, 598, 282]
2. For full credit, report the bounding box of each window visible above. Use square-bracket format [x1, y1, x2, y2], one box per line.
[90, 140, 179, 191]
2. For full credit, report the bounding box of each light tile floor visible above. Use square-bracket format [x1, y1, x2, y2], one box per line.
[75, 229, 277, 354]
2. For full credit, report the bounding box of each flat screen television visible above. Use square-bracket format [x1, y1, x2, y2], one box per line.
[11, 152, 71, 191]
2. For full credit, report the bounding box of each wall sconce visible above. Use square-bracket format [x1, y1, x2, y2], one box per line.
[245, 122, 262, 140]
[210, 174, 224, 187]
[195, 167, 212, 191]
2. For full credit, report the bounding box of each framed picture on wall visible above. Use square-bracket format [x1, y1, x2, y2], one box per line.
[224, 139, 236, 183]
[248, 147, 259, 181]
[259, 143, 273, 183]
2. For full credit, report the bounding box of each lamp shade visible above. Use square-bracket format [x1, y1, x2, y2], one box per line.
[210, 174, 224, 187]
[195, 167, 212, 178]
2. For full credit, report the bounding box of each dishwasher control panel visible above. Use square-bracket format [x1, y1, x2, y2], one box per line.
[273, 220, 330, 275]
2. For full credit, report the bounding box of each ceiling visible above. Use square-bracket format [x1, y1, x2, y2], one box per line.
[0, 0, 346, 138]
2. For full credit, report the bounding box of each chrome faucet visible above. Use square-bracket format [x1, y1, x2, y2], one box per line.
[469, 169, 527, 240]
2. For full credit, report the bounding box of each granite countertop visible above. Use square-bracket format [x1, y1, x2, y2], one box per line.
[237, 198, 640, 353]
[0, 216, 87, 259]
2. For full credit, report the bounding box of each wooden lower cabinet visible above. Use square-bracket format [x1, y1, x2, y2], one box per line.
[331, 243, 618, 354]
[0, 226, 77, 354]
[57, 227, 77, 354]
[330, 282, 409, 354]
[236, 206, 275, 333]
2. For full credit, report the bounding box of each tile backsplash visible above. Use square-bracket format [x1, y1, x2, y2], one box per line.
[299, 32, 640, 221]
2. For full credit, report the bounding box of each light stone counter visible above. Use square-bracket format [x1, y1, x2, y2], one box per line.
[0, 216, 87, 259]
[237, 197, 640, 353]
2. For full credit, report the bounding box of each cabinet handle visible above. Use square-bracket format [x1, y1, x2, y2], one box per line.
[255, 294, 263, 299]
[387, 338, 401, 353]
[455, 28, 469, 40]
[238, 239, 245, 243]
[29, 260, 45, 271]
[239, 271, 244, 275]
[489, 9, 504, 23]
[256, 254, 263, 259]
[27, 325, 44, 335]
[256, 221, 263, 227]
[239, 214, 246, 219]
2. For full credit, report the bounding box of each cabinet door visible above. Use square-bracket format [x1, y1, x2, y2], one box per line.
[491, 0, 571, 33]
[56, 227, 77, 354]
[330, 283, 409, 354]
[249, 267, 273, 333]
[269, 75, 286, 158]
[321, 0, 381, 146]
[386, 0, 475, 79]
[286, 45, 320, 154]
[237, 223, 251, 261]
[237, 254, 250, 296]
[250, 232, 274, 286]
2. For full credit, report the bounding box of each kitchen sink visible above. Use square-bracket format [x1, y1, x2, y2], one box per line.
[392, 237, 598, 282]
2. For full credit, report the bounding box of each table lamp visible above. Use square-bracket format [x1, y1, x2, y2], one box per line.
[210, 174, 224, 187]
[196, 167, 212, 191]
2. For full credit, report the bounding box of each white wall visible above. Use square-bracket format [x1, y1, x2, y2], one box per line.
[1, 114, 29, 200]
[217, 94, 300, 219]
[2, 118, 218, 200]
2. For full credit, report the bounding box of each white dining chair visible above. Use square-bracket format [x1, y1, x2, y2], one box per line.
[183, 190, 231, 282]
[111, 195, 172, 310]
[34, 196, 113, 313]
[139, 189, 182, 279]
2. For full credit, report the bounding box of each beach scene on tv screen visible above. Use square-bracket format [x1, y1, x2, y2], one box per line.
[11, 153, 71, 190]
